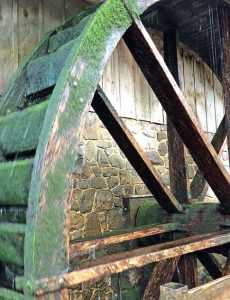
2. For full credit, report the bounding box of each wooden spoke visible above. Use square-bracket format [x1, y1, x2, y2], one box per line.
[142, 257, 180, 300]
[191, 115, 227, 200]
[177, 254, 198, 289]
[197, 252, 223, 279]
[34, 231, 230, 295]
[219, 1, 230, 164]
[123, 20, 230, 211]
[92, 87, 183, 213]
[70, 222, 179, 254]
[164, 29, 188, 204]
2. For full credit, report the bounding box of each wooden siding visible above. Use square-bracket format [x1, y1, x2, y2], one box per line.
[0, 3, 224, 134]
[101, 30, 224, 134]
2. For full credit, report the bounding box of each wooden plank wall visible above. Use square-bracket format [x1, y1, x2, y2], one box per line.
[0, 0, 86, 95]
[101, 30, 224, 134]
[0, 2, 224, 135]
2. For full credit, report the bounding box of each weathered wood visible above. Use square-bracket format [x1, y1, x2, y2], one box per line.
[0, 223, 25, 266]
[26, 39, 77, 95]
[0, 288, 24, 300]
[0, 100, 48, 154]
[0, 159, 33, 206]
[123, 19, 230, 211]
[70, 222, 179, 254]
[49, 14, 92, 53]
[160, 282, 188, 300]
[143, 257, 180, 300]
[23, 1, 135, 299]
[136, 201, 230, 236]
[223, 255, 230, 275]
[164, 28, 188, 204]
[188, 274, 230, 300]
[197, 253, 223, 279]
[177, 254, 198, 289]
[190, 115, 226, 200]
[34, 231, 230, 295]
[219, 2, 230, 166]
[92, 87, 183, 213]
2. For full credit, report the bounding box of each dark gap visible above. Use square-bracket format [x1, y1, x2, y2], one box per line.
[5, 149, 36, 162]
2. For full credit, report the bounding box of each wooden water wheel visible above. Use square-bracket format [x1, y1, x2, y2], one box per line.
[0, 0, 230, 299]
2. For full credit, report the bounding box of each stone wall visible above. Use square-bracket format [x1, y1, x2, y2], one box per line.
[69, 111, 229, 300]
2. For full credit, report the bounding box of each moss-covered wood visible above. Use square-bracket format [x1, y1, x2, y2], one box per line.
[0, 101, 48, 154]
[0, 159, 33, 206]
[0, 224, 25, 266]
[0, 288, 24, 300]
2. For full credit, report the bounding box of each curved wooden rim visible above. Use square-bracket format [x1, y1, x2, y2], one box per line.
[24, 0, 157, 296]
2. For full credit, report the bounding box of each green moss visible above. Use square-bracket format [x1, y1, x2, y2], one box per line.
[0, 224, 25, 266]
[0, 159, 33, 206]
[0, 288, 24, 300]
[0, 101, 48, 154]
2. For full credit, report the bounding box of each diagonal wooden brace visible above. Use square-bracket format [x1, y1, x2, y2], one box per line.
[92, 87, 183, 213]
[123, 20, 230, 212]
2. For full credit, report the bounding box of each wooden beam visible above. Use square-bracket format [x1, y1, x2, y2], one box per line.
[188, 274, 230, 299]
[223, 255, 230, 275]
[190, 115, 227, 200]
[177, 254, 198, 289]
[34, 231, 230, 295]
[123, 20, 230, 211]
[219, 1, 230, 167]
[70, 222, 179, 254]
[164, 28, 188, 204]
[197, 253, 223, 279]
[92, 87, 183, 213]
[143, 257, 180, 300]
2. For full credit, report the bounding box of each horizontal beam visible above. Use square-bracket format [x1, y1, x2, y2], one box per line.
[0, 224, 25, 266]
[70, 222, 179, 254]
[123, 20, 230, 211]
[0, 159, 33, 206]
[34, 231, 230, 295]
[0, 101, 48, 155]
[92, 87, 183, 213]
[188, 274, 230, 299]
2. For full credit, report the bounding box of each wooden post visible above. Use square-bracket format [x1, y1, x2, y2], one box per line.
[164, 28, 188, 203]
[219, 1, 230, 164]
[160, 282, 188, 300]
[177, 254, 198, 289]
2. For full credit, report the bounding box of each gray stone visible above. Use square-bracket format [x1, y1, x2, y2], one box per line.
[161, 171, 170, 186]
[98, 149, 109, 166]
[85, 213, 102, 237]
[124, 185, 133, 196]
[102, 167, 119, 177]
[157, 166, 165, 174]
[79, 189, 95, 213]
[145, 151, 164, 166]
[105, 148, 113, 156]
[69, 211, 84, 230]
[101, 129, 112, 140]
[83, 126, 99, 140]
[82, 165, 93, 179]
[157, 131, 167, 141]
[79, 179, 89, 189]
[109, 155, 126, 169]
[135, 184, 150, 195]
[95, 190, 113, 211]
[97, 141, 112, 149]
[165, 158, 169, 169]
[120, 170, 130, 184]
[143, 130, 156, 138]
[90, 177, 107, 189]
[92, 166, 102, 177]
[187, 165, 195, 179]
[158, 142, 168, 156]
[108, 208, 125, 230]
[113, 185, 124, 197]
[107, 176, 120, 189]
[130, 170, 142, 184]
[85, 141, 97, 161]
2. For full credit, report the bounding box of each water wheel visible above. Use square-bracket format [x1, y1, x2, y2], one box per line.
[0, 0, 229, 299]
